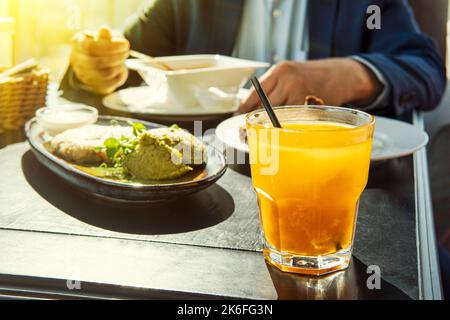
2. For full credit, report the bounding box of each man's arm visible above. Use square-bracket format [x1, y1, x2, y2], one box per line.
[240, 0, 446, 116]
[355, 0, 446, 115]
[123, 0, 178, 56]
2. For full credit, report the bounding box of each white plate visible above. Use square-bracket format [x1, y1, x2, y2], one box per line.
[103, 86, 250, 117]
[216, 114, 429, 161]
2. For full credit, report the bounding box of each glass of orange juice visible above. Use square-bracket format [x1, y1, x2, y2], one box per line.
[246, 106, 375, 276]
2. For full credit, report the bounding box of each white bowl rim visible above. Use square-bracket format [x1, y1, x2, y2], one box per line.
[36, 104, 99, 118]
[126, 54, 270, 76]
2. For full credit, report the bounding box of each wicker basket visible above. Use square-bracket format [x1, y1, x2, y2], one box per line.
[0, 66, 49, 133]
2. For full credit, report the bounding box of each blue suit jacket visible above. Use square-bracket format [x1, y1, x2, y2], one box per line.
[62, 0, 446, 117]
[123, 0, 446, 116]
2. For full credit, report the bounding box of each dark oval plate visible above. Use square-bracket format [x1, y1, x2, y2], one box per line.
[25, 116, 227, 202]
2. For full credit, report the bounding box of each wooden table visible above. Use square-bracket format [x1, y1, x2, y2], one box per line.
[0, 112, 442, 300]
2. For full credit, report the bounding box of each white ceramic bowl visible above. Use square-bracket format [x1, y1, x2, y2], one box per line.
[126, 55, 269, 109]
[36, 104, 98, 136]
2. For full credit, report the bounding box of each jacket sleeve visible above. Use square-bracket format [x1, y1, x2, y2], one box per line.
[123, 0, 178, 56]
[354, 0, 446, 116]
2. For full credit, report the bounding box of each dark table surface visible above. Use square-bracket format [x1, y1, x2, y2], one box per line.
[0, 119, 422, 300]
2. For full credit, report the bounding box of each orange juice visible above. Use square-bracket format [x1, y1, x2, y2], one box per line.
[247, 106, 374, 275]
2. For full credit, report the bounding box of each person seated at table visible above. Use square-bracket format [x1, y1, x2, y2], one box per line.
[61, 0, 446, 117]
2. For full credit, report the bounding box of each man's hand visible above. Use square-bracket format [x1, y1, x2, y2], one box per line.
[239, 58, 383, 113]
[70, 26, 130, 95]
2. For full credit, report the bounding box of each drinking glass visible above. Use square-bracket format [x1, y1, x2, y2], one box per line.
[246, 106, 375, 275]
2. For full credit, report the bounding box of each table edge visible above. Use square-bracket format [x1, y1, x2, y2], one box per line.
[413, 111, 443, 300]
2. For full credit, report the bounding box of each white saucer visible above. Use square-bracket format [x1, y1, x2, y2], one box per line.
[103, 86, 250, 118]
[216, 114, 429, 162]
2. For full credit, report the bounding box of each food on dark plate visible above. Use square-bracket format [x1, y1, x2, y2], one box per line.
[123, 132, 193, 180]
[123, 126, 207, 180]
[47, 122, 207, 181]
[239, 96, 326, 143]
[149, 126, 207, 166]
[49, 125, 133, 164]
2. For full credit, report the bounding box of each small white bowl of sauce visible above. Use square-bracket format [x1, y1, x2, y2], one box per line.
[36, 104, 98, 136]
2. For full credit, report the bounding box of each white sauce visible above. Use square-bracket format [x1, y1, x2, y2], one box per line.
[37, 106, 98, 135]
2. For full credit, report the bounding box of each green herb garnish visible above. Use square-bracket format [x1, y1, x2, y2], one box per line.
[169, 124, 180, 132]
[97, 122, 147, 168]
[129, 122, 146, 137]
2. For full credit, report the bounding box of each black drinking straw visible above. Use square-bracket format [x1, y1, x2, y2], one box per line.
[250, 77, 282, 128]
